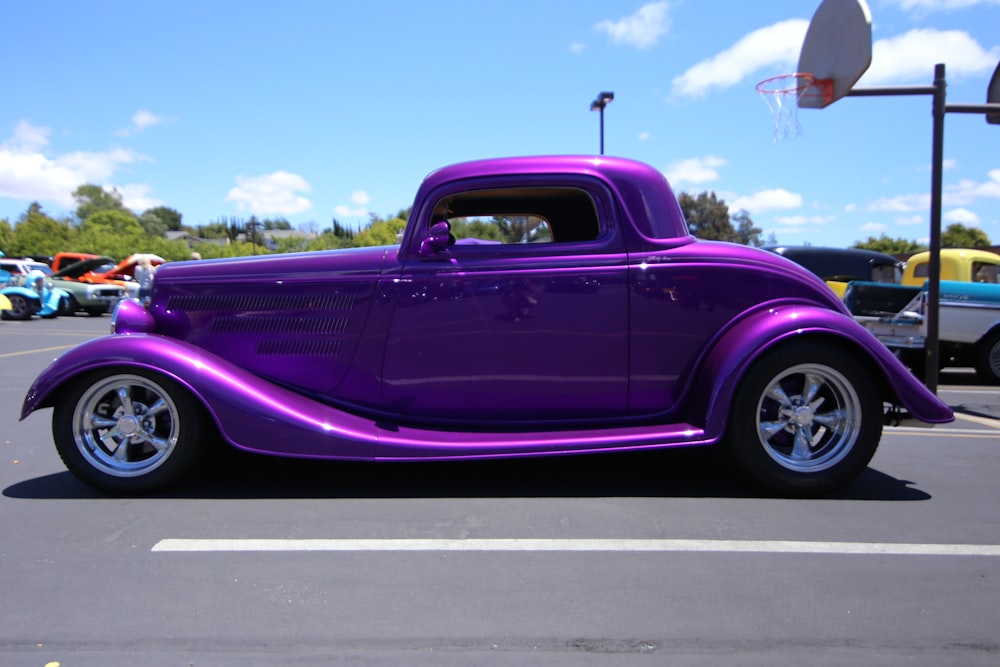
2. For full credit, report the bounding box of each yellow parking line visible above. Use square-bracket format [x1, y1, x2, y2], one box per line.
[953, 411, 1000, 430]
[0, 344, 75, 359]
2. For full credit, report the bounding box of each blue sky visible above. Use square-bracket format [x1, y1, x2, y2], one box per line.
[1, 0, 998, 249]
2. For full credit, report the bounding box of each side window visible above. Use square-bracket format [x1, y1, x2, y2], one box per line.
[973, 262, 999, 283]
[912, 262, 929, 279]
[433, 187, 600, 246]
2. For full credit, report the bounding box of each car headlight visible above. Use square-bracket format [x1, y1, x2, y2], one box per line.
[111, 298, 156, 334]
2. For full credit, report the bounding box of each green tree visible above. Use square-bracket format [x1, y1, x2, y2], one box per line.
[0, 218, 15, 254]
[853, 235, 925, 255]
[352, 217, 407, 247]
[732, 209, 763, 247]
[942, 223, 991, 248]
[73, 184, 129, 222]
[10, 203, 74, 255]
[139, 206, 183, 236]
[679, 192, 737, 242]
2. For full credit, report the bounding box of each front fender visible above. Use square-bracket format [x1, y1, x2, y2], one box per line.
[21, 334, 376, 460]
[1, 286, 38, 299]
[693, 304, 953, 439]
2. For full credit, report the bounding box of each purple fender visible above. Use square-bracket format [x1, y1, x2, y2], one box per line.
[692, 302, 954, 438]
[21, 334, 378, 460]
[21, 334, 716, 461]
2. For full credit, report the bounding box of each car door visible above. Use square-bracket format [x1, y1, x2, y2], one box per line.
[380, 183, 630, 427]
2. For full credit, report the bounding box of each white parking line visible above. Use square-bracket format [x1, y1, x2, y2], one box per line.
[151, 538, 1000, 556]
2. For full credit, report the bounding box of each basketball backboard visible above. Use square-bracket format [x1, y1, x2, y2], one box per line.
[988, 61, 1000, 125]
[797, 0, 873, 108]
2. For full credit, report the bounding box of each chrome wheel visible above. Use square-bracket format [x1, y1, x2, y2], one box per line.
[727, 343, 882, 496]
[754, 364, 862, 473]
[976, 332, 1000, 384]
[71, 373, 180, 477]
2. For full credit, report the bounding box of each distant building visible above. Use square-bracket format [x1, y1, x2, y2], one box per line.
[166, 231, 229, 248]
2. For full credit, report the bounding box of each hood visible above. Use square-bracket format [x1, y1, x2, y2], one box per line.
[53, 256, 117, 279]
[145, 246, 394, 396]
[100, 253, 166, 279]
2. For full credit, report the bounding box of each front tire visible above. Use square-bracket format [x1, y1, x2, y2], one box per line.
[727, 342, 883, 497]
[53, 369, 208, 493]
[975, 330, 1000, 385]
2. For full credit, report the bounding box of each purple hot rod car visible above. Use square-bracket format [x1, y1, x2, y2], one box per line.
[22, 156, 952, 495]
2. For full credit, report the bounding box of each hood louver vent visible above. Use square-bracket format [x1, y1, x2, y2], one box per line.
[257, 339, 343, 357]
[168, 293, 356, 312]
[211, 316, 349, 335]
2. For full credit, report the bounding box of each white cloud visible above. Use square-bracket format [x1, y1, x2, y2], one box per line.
[333, 190, 372, 218]
[663, 156, 726, 185]
[570, 42, 586, 54]
[867, 193, 929, 213]
[884, 0, 1000, 11]
[0, 121, 151, 210]
[116, 109, 166, 137]
[133, 110, 163, 131]
[226, 171, 312, 216]
[596, 2, 671, 50]
[671, 20, 996, 99]
[946, 170, 1000, 204]
[943, 207, 981, 225]
[860, 29, 998, 85]
[638, 131, 652, 142]
[774, 214, 835, 226]
[118, 183, 163, 213]
[671, 19, 807, 98]
[729, 188, 803, 214]
[861, 222, 889, 233]
[334, 205, 369, 218]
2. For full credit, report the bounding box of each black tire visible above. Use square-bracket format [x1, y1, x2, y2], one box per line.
[974, 330, 1000, 385]
[60, 295, 78, 316]
[726, 342, 883, 497]
[4, 294, 34, 320]
[53, 368, 209, 493]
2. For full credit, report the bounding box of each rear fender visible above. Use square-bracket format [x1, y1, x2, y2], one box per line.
[692, 304, 953, 439]
[21, 334, 376, 460]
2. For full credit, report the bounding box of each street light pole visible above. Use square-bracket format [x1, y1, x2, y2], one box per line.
[590, 91, 614, 155]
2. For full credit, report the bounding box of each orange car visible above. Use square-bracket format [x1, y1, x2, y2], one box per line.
[54, 252, 165, 299]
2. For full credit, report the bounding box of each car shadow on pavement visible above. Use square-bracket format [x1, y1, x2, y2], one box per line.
[5, 446, 930, 501]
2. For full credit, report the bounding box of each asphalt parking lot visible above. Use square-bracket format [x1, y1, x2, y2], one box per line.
[2, 314, 999, 666]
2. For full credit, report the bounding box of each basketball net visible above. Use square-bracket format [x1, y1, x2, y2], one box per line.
[756, 73, 830, 142]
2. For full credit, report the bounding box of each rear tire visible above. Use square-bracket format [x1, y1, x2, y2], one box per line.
[727, 342, 883, 497]
[4, 294, 34, 320]
[53, 368, 209, 493]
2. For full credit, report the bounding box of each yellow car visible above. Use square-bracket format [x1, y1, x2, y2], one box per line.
[904, 248, 1000, 286]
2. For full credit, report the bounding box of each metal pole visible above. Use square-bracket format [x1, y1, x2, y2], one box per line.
[924, 63, 946, 393]
[599, 107, 605, 155]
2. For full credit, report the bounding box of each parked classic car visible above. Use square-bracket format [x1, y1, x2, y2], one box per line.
[21, 156, 953, 496]
[764, 246, 902, 298]
[0, 264, 70, 320]
[49, 257, 127, 316]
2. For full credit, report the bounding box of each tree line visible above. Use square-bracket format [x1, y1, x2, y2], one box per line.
[0, 183, 990, 263]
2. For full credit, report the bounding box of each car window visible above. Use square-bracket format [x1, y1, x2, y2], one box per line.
[973, 262, 999, 283]
[433, 187, 600, 246]
[912, 262, 929, 278]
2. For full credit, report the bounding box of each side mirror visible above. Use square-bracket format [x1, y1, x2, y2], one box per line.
[418, 221, 453, 257]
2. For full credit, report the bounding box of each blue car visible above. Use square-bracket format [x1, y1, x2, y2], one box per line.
[1, 267, 70, 320]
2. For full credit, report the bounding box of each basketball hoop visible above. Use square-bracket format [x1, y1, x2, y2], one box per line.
[756, 73, 833, 141]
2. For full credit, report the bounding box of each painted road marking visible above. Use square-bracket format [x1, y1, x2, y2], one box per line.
[0, 344, 76, 359]
[152, 538, 1000, 556]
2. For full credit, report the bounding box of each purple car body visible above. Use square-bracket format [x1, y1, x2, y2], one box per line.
[22, 156, 952, 495]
